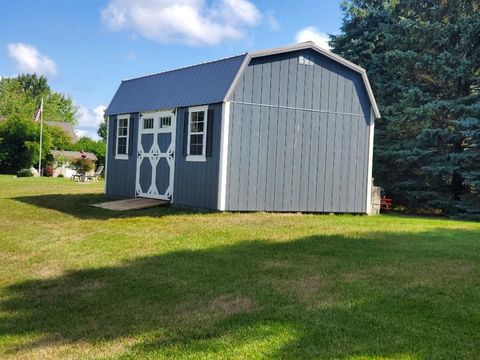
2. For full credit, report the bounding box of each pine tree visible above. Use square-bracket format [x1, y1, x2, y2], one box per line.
[331, 0, 480, 216]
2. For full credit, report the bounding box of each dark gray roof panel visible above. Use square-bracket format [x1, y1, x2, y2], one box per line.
[105, 54, 247, 115]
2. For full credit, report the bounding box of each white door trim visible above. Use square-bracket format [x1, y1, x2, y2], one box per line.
[135, 110, 176, 201]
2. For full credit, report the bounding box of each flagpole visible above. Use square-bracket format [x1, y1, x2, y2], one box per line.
[38, 97, 44, 176]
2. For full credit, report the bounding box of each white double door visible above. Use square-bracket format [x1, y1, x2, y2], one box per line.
[135, 110, 176, 200]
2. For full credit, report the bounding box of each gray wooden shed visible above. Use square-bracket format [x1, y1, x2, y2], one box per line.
[104, 42, 380, 213]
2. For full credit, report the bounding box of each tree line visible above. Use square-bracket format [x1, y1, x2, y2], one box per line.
[331, 0, 480, 217]
[0, 74, 106, 173]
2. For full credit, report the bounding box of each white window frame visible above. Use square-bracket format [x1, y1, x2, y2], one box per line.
[115, 115, 130, 160]
[159, 116, 172, 129]
[186, 105, 208, 162]
[142, 116, 154, 130]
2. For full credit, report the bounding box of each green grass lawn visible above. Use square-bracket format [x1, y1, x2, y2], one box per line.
[0, 175, 479, 359]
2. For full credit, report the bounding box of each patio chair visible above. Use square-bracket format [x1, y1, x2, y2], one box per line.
[85, 166, 104, 183]
[71, 168, 83, 182]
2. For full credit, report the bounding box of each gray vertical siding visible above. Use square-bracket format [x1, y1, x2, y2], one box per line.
[225, 49, 372, 213]
[173, 103, 222, 209]
[105, 113, 139, 198]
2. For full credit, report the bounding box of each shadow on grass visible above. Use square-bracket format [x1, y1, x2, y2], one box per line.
[12, 193, 195, 219]
[1, 230, 479, 358]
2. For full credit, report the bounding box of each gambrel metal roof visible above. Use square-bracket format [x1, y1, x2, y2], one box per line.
[106, 42, 380, 118]
[105, 54, 247, 115]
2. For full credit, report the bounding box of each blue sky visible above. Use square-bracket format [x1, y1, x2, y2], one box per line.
[0, 0, 343, 138]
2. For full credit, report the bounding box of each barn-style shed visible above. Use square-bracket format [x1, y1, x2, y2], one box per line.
[105, 42, 380, 213]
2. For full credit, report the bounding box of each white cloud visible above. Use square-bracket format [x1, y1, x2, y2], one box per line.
[266, 10, 279, 31]
[75, 104, 106, 140]
[295, 26, 331, 50]
[101, 0, 262, 45]
[7, 43, 57, 76]
[125, 49, 136, 60]
[75, 129, 91, 138]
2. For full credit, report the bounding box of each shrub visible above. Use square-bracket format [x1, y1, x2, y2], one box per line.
[44, 164, 54, 177]
[71, 137, 105, 167]
[54, 155, 68, 167]
[71, 158, 95, 174]
[58, 174, 64, 178]
[17, 169, 33, 177]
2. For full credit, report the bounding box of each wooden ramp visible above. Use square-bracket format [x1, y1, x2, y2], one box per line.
[92, 198, 168, 211]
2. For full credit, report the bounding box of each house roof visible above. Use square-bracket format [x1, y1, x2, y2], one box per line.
[105, 54, 247, 116]
[106, 42, 380, 118]
[46, 121, 77, 142]
[49, 150, 98, 161]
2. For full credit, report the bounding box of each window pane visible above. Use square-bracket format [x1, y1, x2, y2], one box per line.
[143, 118, 153, 129]
[190, 134, 203, 146]
[118, 145, 127, 155]
[189, 134, 203, 156]
[160, 117, 171, 128]
[119, 118, 128, 127]
[190, 111, 205, 132]
[117, 137, 127, 155]
[190, 143, 203, 155]
[191, 111, 204, 123]
[190, 121, 204, 132]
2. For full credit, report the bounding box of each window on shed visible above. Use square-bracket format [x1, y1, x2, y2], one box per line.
[143, 117, 154, 129]
[116, 116, 129, 159]
[160, 116, 171, 128]
[186, 106, 208, 161]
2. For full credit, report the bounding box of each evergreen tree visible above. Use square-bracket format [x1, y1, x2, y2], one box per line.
[331, 0, 480, 216]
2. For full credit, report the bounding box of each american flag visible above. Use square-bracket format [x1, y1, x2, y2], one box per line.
[33, 99, 43, 122]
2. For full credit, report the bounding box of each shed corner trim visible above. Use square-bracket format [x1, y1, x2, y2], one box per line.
[366, 115, 375, 214]
[217, 101, 231, 211]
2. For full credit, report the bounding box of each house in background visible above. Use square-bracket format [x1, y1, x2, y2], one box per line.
[104, 42, 380, 213]
[46, 121, 77, 143]
[48, 150, 97, 177]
